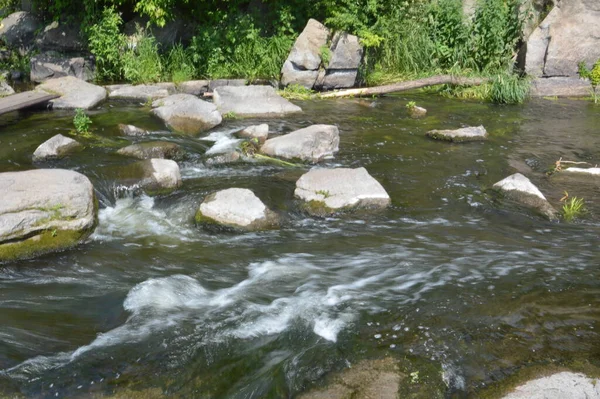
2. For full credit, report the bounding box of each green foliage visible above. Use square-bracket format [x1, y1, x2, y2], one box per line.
[87, 7, 126, 83]
[122, 28, 163, 84]
[576, 59, 600, 103]
[320, 45, 331, 67]
[166, 44, 195, 83]
[73, 108, 92, 134]
[406, 101, 416, 110]
[561, 194, 586, 222]
[489, 73, 529, 104]
[278, 84, 316, 100]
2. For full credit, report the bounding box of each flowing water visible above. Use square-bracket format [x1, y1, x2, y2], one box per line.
[1, 95, 600, 398]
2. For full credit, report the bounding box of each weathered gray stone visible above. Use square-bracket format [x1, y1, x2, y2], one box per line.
[328, 32, 363, 70]
[280, 60, 320, 89]
[32, 134, 82, 161]
[502, 372, 600, 399]
[196, 188, 278, 231]
[151, 93, 222, 134]
[213, 85, 302, 117]
[0, 11, 41, 49]
[238, 124, 269, 143]
[0, 169, 97, 261]
[36, 76, 107, 109]
[492, 173, 558, 220]
[117, 141, 184, 160]
[426, 126, 488, 142]
[261, 124, 339, 163]
[118, 124, 150, 136]
[109, 83, 176, 101]
[36, 21, 84, 52]
[561, 167, 600, 176]
[205, 151, 242, 166]
[295, 167, 391, 215]
[177, 80, 209, 95]
[321, 70, 359, 90]
[409, 106, 427, 118]
[0, 80, 15, 96]
[30, 52, 95, 83]
[208, 79, 246, 92]
[128, 159, 182, 194]
[298, 358, 402, 399]
[529, 77, 591, 97]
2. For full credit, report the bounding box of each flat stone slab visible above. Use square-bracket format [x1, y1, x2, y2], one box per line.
[152, 93, 222, 134]
[213, 85, 302, 117]
[492, 173, 558, 220]
[260, 124, 339, 163]
[295, 167, 391, 215]
[502, 372, 600, 399]
[530, 77, 591, 97]
[177, 80, 209, 96]
[0, 90, 58, 115]
[117, 141, 184, 160]
[426, 125, 488, 142]
[0, 169, 97, 261]
[196, 188, 278, 231]
[33, 134, 82, 161]
[36, 76, 107, 109]
[109, 83, 176, 101]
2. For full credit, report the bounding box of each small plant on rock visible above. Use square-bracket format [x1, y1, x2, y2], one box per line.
[73, 108, 92, 134]
[406, 101, 417, 110]
[560, 191, 586, 222]
[578, 60, 600, 103]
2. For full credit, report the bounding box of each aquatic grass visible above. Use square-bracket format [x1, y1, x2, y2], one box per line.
[561, 194, 586, 222]
[489, 73, 530, 104]
[279, 84, 316, 100]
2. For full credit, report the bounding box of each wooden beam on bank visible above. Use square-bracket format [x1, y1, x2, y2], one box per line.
[320, 75, 490, 98]
[0, 91, 59, 116]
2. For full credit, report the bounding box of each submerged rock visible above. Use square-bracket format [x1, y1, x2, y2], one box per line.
[36, 76, 107, 109]
[195, 188, 278, 231]
[260, 124, 339, 163]
[0, 169, 97, 262]
[204, 151, 242, 166]
[426, 125, 487, 142]
[492, 173, 558, 220]
[409, 106, 427, 118]
[213, 85, 302, 117]
[32, 134, 82, 161]
[298, 358, 402, 399]
[152, 93, 222, 134]
[119, 159, 182, 195]
[295, 167, 391, 216]
[502, 372, 600, 399]
[117, 141, 184, 160]
[118, 124, 150, 136]
[238, 124, 269, 144]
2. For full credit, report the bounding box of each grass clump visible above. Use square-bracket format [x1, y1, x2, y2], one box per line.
[561, 192, 586, 222]
[279, 84, 316, 100]
[489, 73, 530, 104]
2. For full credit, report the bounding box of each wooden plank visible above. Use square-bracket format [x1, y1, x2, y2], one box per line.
[0, 91, 60, 116]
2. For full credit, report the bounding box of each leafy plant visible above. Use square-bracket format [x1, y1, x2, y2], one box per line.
[406, 101, 416, 110]
[122, 28, 163, 84]
[561, 192, 586, 222]
[489, 73, 529, 104]
[320, 45, 332, 67]
[87, 7, 125, 83]
[166, 44, 195, 83]
[73, 108, 92, 134]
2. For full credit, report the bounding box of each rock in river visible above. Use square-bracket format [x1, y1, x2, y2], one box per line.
[260, 124, 339, 163]
[501, 371, 600, 399]
[116, 159, 182, 195]
[426, 125, 487, 142]
[117, 141, 184, 160]
[238, 124, 269, 144]
[295, 167, 391, 216]
[36, 76, 107, 109]
[0, 169, 97, 262]
[118, 124, 150, 136]
[32, 134, 82, 161]
[152, 93, 222, 134]
[492, 173, 558, 220]
[213, 85, 302, 117]
[195, 188, 278, 231]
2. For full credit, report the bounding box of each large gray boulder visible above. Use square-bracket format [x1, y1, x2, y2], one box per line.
[280, 19, 330, 89]
[151, 93, 222, 134]
[213, 85, 302, 117]
[30, 52, 95, 83]
[524, 0, 600, 77]
[260, 124, 339, 163]
[109, 83, 176, 101]
[195, 188, 279, 231]
[426, 126, 488, 142]
[502, 372, 600, 399]
[117, 141, 184, 160]
[492, 173, 558, 220]
[529, 77, 591, 97]
[36, 76, 107, 109]
[35, 21, 84, 52]
[0, 11, 41, 49]
[295, 167, 391, 216]
[319, 32, 363, 90]
[33, 134, 82, 161]
[0, 169, 97, 262]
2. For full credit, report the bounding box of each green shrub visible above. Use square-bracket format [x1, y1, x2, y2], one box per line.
[166, 44, 195, 83]
[122, 29, 163, 84]
[87, 7, 125, 83]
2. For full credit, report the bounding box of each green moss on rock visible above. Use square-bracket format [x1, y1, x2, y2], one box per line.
[0, 228, 92, 262]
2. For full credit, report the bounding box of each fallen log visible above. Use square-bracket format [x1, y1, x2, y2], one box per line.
[320, 75, 489, 98]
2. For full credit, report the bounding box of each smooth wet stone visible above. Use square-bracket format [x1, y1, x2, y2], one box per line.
[204, 151, 241, 166]
[561, 167, 600, 176]
[426, 125, 487, 142]
[298, 358, 402, 399]
[238, 124, 269, 143]
[213, 85, 302, 117]
[195, 188, 278, 231]
[260, 124, 339, 163]
[0, 169, 97, 261]
[109, 83, 175, 101]
[295, 167, 391, 216]
[492, 173, 558, 220]
[502, 372, 600, 399]
[119, 159, 182, 195]
[409, 106, 427, 118]
[152, 93, 222, 134]
[117, 141, 184, 160]
[36, 76, 107, 109]
[32, 134, 82, 161]
[118, 124, 150, 136]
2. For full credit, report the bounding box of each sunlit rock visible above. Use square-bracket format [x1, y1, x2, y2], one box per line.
[33, 133, 82, 161]
[492, 173, 558, 220]
[260, 124, 339, 163]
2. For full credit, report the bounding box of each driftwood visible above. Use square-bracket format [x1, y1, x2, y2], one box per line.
[320, 75, 490, 98]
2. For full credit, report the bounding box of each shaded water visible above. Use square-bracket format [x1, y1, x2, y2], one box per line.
[1, 95, 600, 398]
